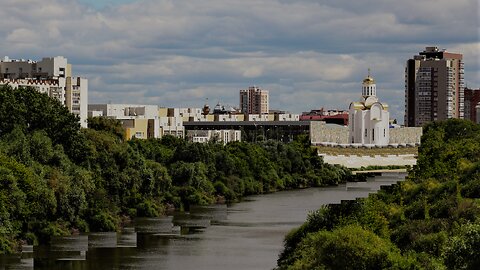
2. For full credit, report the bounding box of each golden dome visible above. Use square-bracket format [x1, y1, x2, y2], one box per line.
[362, 68, 375, 85]
[363, 75, 375, 85]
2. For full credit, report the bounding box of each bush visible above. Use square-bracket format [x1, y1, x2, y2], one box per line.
[286, 225, 415, 270]
[443, 221, 480, 270]
[89, 212, 119, 232]
[0, 236, 14, 254]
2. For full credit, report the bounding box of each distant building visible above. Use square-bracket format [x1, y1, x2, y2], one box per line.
[405, 46, 465, 127]
[349, 71, 390, 146]
[240, 86, 269, 114]
[0, 56, 88, 127]
[300, 108, 349, 125]
[187, 130, 241, 145]
[464, 88, 480, 123]
[212, 102, 237, 115]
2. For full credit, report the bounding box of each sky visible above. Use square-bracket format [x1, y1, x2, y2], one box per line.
[1, 0, 478, 122]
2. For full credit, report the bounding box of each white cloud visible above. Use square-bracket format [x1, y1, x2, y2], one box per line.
[0, 0, 478, 122]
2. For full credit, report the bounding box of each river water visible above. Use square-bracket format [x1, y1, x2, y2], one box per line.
[1, 172, 406, 270]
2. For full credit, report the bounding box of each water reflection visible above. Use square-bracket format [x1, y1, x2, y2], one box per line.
[0, 172, 406, 270]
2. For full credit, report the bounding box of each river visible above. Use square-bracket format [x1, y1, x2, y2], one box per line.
[0, 172, 406, 270]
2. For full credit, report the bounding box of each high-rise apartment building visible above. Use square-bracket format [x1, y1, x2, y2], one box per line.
[464, 88, 480, 123]
[0, 56, 88, 127]
[239, 86, 269, 115]
[404, 46, 464, 127]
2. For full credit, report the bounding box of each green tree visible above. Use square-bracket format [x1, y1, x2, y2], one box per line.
[286, 225, 414, 270]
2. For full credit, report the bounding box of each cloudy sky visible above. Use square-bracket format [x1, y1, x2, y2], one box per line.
[1, 0, 478, 122]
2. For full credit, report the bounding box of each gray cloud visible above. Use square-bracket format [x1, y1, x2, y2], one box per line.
[0, 0, 478, 122]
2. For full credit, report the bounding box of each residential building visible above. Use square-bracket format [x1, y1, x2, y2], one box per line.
[158, 116, 184, 138]
[349, 72, 390, 146]
[464, 88, 480, 123]
[240, 86, 269, 114]
[88, 104, 159, 139]
[405, 46, 464, 127]
[0, 56, 88, 127]
[477, 104, 480, 124]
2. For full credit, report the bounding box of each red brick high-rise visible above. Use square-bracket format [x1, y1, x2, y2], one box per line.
[464, 88, 480, 123]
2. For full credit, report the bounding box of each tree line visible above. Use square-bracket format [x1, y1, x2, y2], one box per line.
[277, 119, 480, 270]
[0, 85, 352, 253]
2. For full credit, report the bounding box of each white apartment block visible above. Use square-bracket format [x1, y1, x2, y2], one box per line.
[215, 114, 245, 121]
[0, 56, 88, 127]
[89, 104, 159, 119]
[187, 130, 241, 145]
[158, 116, 184, 138]
[246, 114, 271, 121]
[275, 113, 300, 121]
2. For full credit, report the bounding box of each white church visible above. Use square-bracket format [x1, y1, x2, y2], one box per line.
[348, 71, 390, 146]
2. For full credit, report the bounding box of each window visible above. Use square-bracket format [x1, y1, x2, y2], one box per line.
[384, 129, 386, 137]
[372, 129, 375, 141]
[365, 129, 367, 137]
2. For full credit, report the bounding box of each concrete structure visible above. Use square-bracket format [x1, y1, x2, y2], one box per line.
[389, 127, 422, 144]
[349, 72, 390, 146]
[464, 88, 480, 123]
[320, 154, 417, 168]
[0, 56, 88, 127]
[405, 46, 464, 127]
[240, 86, 269, 114]
[187, 130, 241, 145]
[310, 121, 349, 144]
[311, 121, 422, 146]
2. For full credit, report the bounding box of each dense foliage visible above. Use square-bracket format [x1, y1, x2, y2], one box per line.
[277, 119, 480, 270]
[0, 86, 352, 253]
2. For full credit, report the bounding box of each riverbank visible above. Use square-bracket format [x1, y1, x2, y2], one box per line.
[0, 87, 356, 254]
[277, 119, 480, 269]
[1, 172, 407, 269]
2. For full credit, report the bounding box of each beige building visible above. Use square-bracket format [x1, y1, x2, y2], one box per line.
[240, 86, 269, 114]
[0, 56, 88, 127]
[405, 46, 464, 127]
[88, 104, 160, 140]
